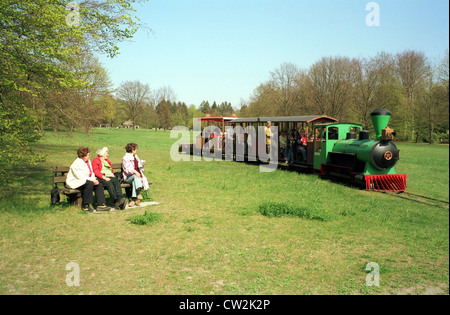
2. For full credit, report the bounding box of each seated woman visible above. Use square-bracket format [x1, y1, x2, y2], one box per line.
[92, 147, 127, 210]
[298, 130, 307, 162]
[66, 147, 111, 213]
[122, 143, 144, 207]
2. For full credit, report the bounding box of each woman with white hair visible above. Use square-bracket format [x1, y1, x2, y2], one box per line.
[92, 147, 127, 210]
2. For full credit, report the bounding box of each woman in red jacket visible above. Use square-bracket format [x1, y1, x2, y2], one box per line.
[92, 147, 127, 210]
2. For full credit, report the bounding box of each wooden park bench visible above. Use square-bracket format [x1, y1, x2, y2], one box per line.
[52, 163, 150, 206]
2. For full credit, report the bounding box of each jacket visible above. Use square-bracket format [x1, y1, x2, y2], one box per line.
[122, 153, 143, 181]
[66, 158, 96, 189]
[92, 156, 114, 179]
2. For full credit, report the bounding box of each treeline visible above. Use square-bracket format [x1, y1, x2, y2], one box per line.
[113, 81, 235, 131]
[239, 50, 449, 143]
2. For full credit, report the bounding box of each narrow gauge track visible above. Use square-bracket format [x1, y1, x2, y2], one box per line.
[383, 191, 449, 210]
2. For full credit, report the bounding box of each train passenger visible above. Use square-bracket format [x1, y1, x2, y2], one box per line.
[286, 134, 296, 165]
[279, 131, 287, 160]
[298, 130, 307, 161]
[92, 147, 127, 210]
[122, 143, 146, 207]
[265, 121, 272, 154]
[226, 124, 236, 153]
[66, 147, 111, 213]
[243, 133, 248, 156]
[292, 130, 300, 161]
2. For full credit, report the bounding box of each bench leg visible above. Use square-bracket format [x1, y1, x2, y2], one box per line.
[67, 193, 82, 207]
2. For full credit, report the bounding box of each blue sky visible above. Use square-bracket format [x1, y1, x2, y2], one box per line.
[98, 0, 449, 109]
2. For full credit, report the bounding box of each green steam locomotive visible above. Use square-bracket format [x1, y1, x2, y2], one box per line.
[313, 109, 407, 191]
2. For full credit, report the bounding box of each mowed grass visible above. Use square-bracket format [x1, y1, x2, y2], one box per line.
[0, 129, 448, 295]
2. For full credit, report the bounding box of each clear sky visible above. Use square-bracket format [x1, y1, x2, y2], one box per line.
[97, 0, 449, 109]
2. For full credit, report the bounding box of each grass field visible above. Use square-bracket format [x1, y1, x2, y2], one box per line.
[0, 128, 448, 295]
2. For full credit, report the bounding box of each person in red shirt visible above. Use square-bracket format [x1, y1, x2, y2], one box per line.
[92, 147, 127, 210]
[298, 130, 307, 162]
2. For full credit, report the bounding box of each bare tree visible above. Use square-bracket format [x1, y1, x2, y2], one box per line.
[156, 86, 177, 103]
[307, 56, 354, 119]
[270, 62, 302, 115]
[437, 50, 449, 94]
[351, 57, 379, 129]
[395, 50, 430, 141]
[116, 81, 151, 129]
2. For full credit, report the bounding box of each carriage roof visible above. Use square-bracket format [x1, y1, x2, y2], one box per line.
[231, 115, 338, 124]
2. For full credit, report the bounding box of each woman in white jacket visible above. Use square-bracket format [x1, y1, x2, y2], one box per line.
[66, 147, 111, 213]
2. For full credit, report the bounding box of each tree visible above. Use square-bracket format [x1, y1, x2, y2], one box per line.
[270, 62, 302, 115]
[0, 0, 147, 97]
[247, 83, 278, 117]
[116, 81, 151, 129]
[219, 102, 234, 116]
[186, 104, 203, 129]
[210, 101, 219, 116]
[351, 57, 379, 129]
[44, 52, 114, 132]
[307, 56, 354, 120]
[416, 53, 449, 143]
[199, 101, 211, 114]
[0, 99, 44, 184]
[395, 50, 430, 141]
[156, 86, 177, 104]
[156, 100, 173, 130]
[140, 103, 158, 129]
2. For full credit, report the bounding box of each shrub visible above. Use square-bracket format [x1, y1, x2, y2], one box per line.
[258, 202, 335, 222]
[127, 210, 162, 226]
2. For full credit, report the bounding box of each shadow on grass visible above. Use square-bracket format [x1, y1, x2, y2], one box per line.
[0, 193, 72, 216]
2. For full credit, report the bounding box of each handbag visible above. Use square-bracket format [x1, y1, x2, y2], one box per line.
[114, 171, 124, 184]
[51, 186, 60, 205]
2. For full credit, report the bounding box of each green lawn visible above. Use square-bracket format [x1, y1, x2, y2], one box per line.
[0, 128, 448, 295]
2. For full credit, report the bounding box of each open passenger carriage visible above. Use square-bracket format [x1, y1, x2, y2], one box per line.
[231, 115, 338, 166]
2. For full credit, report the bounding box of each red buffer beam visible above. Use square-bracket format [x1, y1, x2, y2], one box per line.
[365, 174, 407, 192]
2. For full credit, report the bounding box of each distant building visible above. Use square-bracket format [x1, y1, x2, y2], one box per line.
[123, 120, 140, 129]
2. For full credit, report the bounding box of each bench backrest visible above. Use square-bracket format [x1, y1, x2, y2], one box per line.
[53, 163, 123, 185]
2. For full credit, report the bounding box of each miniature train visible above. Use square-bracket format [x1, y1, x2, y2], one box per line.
[179, 109, 407, 192]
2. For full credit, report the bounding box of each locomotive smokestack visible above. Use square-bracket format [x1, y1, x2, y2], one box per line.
[370, 109, 391, 141]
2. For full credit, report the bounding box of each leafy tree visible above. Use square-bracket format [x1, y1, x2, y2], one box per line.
[199, 101, 210, 114]
[186, 104, 203, 129]
[156, 100, 173, 130]
[0, 99, 44, 185]
[219, 101, 234, 116]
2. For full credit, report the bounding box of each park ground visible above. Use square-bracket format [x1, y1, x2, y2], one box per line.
[0, 128, 448, 295]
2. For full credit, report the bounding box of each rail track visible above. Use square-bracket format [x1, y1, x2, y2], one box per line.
[383, 191, 449, 210]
